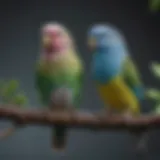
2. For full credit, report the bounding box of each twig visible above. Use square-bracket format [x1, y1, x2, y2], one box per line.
[0, 104, 24, 139]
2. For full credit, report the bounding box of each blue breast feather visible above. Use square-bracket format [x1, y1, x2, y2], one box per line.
[91, 46, 145, 101]
[92, 46, 126, 84]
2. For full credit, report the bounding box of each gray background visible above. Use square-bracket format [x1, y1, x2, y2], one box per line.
[0, 0, 160, 160]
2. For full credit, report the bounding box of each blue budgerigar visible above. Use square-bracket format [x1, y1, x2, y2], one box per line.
[87, 24, 146, 150]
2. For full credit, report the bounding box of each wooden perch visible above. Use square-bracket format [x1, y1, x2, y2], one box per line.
[0, 105, 160, 131]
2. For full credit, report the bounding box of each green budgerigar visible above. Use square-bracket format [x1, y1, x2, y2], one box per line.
[35, 22, 84, 151]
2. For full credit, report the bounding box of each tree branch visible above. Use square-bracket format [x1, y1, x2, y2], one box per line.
[0, 105, 159, 131]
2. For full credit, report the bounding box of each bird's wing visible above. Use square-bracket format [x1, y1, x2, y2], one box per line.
[121, 56, 144, 100]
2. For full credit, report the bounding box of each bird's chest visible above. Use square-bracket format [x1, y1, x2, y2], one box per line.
[41, 58, 73, 76]
[39, 56, 79, 89]
[92, 53, 123, 83]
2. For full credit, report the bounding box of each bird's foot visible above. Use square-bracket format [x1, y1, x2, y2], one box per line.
[91, 109, 114, 132]
[96, 108, 114, 121]
[122, 109, 135, 123]
[67, 107, 77, 121]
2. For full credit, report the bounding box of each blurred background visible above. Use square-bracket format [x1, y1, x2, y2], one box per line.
[0, 0, 159, 160]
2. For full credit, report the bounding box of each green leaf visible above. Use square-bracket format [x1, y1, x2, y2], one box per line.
[12, 94, 28, 106]
[152, 103, 160, 114]
[149, 0, 160, 12]
[1, 80, 19, 98]
[150, 62, 160, 78]
[7, 79, 19, 91]
[146, 88, 160, 100]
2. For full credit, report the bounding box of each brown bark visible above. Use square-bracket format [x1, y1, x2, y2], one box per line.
[0, 105, 159, 131]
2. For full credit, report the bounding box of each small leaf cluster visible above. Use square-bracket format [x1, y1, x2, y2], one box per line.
[149, 0, 160, 12]
[146, 62, 160, 114]
[0, 79, 28, 107]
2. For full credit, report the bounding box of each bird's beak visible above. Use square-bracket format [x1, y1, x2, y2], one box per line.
[87, 37, 97, 50]
[42, 36, 52, 48]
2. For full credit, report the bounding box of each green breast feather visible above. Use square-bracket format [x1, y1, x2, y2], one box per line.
[35, 60, 84, 107]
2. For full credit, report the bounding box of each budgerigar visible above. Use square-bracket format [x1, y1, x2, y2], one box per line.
[87, 24, 145, 149]
[35, 22, 84, 151]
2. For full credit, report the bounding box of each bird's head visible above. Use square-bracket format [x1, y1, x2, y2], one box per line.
[41, 22, 73, 60]
[87, 24, 123, 52]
